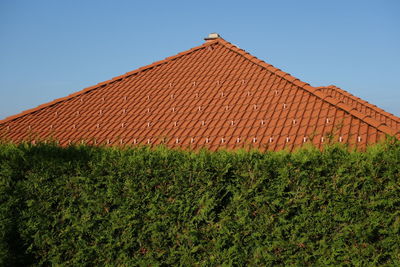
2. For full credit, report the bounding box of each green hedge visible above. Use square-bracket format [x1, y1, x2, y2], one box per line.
[1, 141, 400, 265]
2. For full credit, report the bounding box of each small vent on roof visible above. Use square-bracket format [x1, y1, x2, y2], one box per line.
[204, 33, 220, 41]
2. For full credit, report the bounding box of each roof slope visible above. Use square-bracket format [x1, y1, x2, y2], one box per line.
[316, 85, 400, 131]
[1, 36, 399, 151]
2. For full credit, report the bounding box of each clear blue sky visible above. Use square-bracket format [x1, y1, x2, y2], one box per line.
[1, 0, 399, 120]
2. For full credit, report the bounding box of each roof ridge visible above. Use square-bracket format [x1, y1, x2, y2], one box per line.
[0, 40, 218, 125]
[316, 85, 400, 125]
[216, 38, 399, 137]
[216, 38, 311, 87]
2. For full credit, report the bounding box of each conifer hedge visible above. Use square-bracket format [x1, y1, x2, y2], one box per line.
[1, 141, 400, 265]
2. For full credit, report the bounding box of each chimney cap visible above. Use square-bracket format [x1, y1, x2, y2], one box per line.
[204, 33, 221, 41]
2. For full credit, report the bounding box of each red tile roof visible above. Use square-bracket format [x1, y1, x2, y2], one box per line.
[316, 85, 400, 131]
[1, 35, 399, 151]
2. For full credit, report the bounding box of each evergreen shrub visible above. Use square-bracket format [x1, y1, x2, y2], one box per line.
[1, 141, 399, 265]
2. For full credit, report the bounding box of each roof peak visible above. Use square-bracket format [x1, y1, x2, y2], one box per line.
[204, 33, 221, 42]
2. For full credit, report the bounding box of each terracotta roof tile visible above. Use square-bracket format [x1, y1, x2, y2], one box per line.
[316, 85, 400, 130]
[1, 35, 399, 151]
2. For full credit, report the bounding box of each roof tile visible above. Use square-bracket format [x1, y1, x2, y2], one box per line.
[1, 36, 398, 151]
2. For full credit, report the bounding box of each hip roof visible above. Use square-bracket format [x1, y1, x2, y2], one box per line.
[1, 35, 399, 151]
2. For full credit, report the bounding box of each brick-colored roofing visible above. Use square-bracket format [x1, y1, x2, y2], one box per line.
[1, 35, 399, 151]
[316, 85, 400, 131]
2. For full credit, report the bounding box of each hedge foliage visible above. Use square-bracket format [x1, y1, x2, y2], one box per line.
[1, 141, 400, 266]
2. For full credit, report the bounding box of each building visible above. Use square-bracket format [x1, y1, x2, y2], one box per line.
[1, 33, 399, 151]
